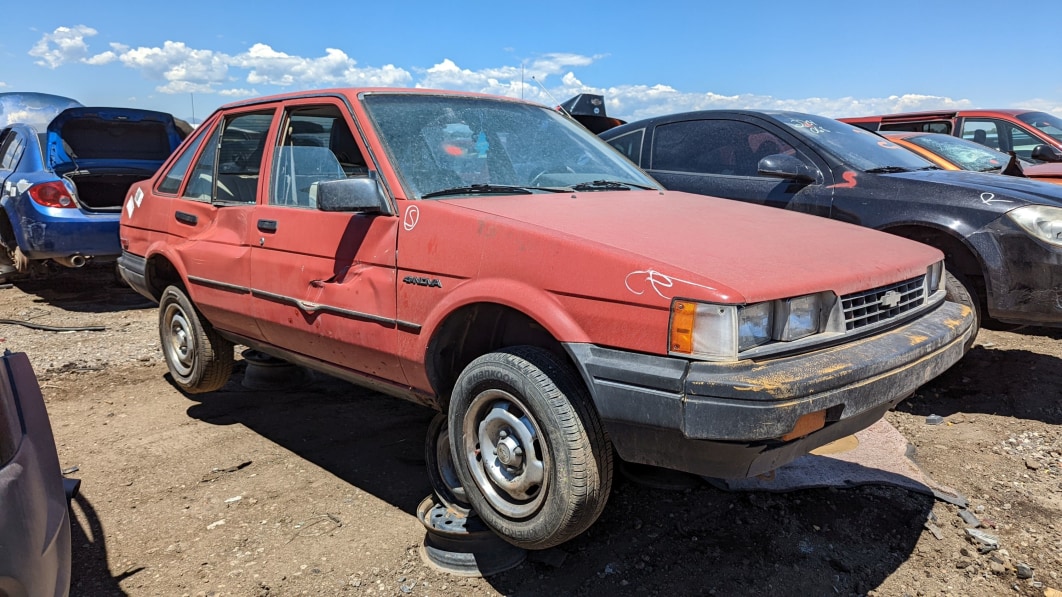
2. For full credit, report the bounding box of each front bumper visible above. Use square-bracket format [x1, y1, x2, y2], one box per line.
[565, 300, 973, 479]
[973, 217, 1062, 327]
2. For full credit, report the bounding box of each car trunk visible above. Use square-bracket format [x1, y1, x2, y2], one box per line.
[47, 107, 186, 212]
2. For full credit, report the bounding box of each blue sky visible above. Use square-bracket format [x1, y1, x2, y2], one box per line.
[2, 0, 1060, 125]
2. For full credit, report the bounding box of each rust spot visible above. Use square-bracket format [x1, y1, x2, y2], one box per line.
[907, 334, 929, 345]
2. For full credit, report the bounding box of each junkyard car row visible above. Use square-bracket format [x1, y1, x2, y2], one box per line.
[1, 85, 1060, 593]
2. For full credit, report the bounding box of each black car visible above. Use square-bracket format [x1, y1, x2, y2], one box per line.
[599, 110, 1062, 341]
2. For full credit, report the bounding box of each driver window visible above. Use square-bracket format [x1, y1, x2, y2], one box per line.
[268, 105, 365, 208]
[652, 120, 798, 176]
[961, 120, 1000, 150]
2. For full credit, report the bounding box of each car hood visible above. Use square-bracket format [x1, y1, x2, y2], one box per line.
[447, 190, 940, 304]
[46, 107, 186, 172]
[1022, 162, 1062, 178]
[886, 169, 1062, 212]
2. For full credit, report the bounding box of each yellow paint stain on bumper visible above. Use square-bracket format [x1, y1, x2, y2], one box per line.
[907, 334, 929, 346]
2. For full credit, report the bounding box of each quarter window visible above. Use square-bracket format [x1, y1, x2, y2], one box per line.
[157, 126, 209, 194]
[0, 132, 25, 171]
[606, 129, 645, 165]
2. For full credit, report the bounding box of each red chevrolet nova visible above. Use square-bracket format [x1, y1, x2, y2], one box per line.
[118, 88, 973, 549]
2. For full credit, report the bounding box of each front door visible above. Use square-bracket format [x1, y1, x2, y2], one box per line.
[248, 101, 405, 383]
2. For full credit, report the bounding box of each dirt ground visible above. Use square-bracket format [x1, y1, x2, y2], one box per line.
[1, 266, 1060, 597]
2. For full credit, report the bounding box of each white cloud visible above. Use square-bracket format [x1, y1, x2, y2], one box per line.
[29, 25, 97, 68]
[119, 41, 231, 94]
[234, 44, 411, 88]
[218, 88, 259, 97]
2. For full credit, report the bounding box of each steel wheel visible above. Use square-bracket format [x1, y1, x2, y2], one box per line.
[158, 285, 233, 394]
[449, 346, 612, 549]
[462, 388, 548, 519]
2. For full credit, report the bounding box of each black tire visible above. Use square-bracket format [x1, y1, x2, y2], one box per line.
[944, 270, 980, 350]
[425, 412, 472, 514]
[158, 285, 234, 393]
[448, 346, 613, 550]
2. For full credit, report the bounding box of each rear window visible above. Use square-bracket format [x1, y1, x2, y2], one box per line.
[63, 119, 174, 160]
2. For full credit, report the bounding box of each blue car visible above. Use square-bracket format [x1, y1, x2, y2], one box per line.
[0, 104, 188, 279]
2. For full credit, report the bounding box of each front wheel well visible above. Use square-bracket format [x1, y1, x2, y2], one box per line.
[882, 225, 985, 300]
[426, 303, 569, 408]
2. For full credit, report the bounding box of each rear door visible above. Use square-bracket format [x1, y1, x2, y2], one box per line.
[247, 99, 405, 383]
[164, 107, 277, 339]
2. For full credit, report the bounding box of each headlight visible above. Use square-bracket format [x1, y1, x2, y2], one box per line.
[1007, 205, 1062, 247]
[670, 292, 831, 361]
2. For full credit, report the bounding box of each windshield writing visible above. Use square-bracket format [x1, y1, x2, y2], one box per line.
[779, 112, 935, 172]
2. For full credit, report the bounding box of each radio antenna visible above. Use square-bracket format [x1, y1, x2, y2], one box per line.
[531, 76, 567, 115]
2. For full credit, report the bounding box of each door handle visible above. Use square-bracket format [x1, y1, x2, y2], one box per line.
[257, 219, 278, 233]
[175, 211, 197, 225]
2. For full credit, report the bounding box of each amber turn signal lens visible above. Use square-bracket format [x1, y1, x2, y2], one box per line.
[781, 410, 826, 441]
[670, 301, 696, 354]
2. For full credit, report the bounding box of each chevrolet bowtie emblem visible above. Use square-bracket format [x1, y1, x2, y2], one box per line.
[880, 290, 902, 309]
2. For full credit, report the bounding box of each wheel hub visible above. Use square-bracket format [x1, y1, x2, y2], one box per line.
[495, 431, 523, 469]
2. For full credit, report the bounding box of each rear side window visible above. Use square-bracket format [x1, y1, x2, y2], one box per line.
[183, 110, 274, 204]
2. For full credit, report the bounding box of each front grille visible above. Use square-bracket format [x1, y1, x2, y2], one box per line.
[841, 275, 926, 331]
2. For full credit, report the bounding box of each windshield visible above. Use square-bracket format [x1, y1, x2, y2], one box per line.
[361, 94, 658, 199]
[902, 133, 1014, 172]
[775, 111, 936, 172]
[1016, 111, 1062, 144]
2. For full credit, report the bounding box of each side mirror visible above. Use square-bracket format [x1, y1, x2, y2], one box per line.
[317, 176, 385, 213]
[757, 154, 817, 183]
[1030, 144, 1062, 163]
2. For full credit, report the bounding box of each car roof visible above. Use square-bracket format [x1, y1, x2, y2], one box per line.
[216, 87, 543, 112]
[848, 109, 1037, 122]
[598, 109, 826, 137]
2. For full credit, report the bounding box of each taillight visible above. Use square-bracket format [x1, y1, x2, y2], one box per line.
[28, 181, 76, 208]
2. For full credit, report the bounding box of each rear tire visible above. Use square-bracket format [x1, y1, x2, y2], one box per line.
[449, 346, 612, 550]
[944, 270, 980, 350]
[159, 285, 234, 393]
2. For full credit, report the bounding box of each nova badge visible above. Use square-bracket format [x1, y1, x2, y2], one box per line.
[403, 276, 442, 288]
[879, 290, 902, 309]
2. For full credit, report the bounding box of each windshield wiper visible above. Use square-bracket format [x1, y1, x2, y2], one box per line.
[422, 184, 536, 199]
[864, 166, 911, 174]
[570, 179, 655, 191]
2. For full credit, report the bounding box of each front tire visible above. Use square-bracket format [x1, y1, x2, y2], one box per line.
[159, 285, 234, 393]
[448, 346, 612, 550]
[944, 270, 980, 350]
